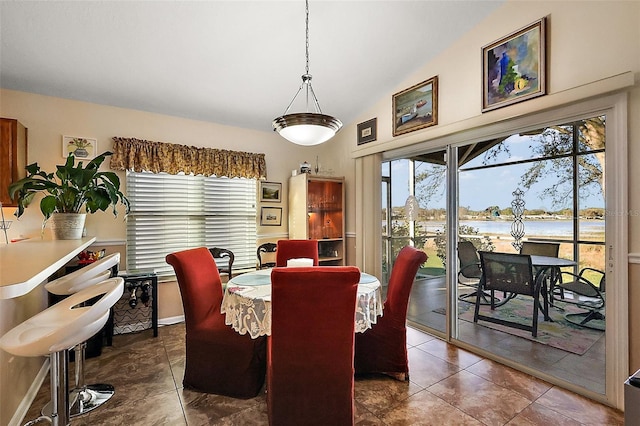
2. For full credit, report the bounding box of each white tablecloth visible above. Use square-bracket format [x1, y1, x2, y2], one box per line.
[221, 268, 383, 339]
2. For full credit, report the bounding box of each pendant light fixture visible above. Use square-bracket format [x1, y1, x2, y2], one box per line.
[272, 0, 342, 146]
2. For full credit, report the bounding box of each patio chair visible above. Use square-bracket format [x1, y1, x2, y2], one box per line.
[552, 267, 605, 331]
[474, 252, 544, 337]
[520, 241, 561, 304]
[457, 241, 499, 305]
[520, 241, 560, 257]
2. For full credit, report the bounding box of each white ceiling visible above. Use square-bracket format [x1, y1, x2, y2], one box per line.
[0, 1, 504, 133]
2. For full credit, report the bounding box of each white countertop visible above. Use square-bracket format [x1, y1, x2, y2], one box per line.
[0, 236, 96, 299]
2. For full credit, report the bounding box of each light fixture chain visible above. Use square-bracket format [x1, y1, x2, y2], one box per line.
[272, 0, 343, 145]
[305, 0, 310, 76]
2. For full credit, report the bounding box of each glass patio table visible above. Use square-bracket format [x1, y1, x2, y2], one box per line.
[483, 254, 576, 321]
[530, 254, 577, 317]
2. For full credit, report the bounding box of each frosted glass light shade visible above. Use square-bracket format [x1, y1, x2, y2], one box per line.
[273, 112, 343, 146]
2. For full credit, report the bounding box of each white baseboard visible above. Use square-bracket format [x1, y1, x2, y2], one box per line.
[9, 358, 49, 426]
[158, 315, 184, 326]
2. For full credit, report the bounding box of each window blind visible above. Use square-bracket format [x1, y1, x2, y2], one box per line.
[126, 171, 257, 277]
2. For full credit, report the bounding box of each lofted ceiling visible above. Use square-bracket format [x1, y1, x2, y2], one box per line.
[0, 1, 504, 133]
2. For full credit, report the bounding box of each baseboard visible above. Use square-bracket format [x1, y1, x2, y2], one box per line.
[158, 315, 184, 326]
[9, 358, 49, 426]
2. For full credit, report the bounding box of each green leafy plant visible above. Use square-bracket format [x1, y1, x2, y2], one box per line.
[8, 151, 130, 220]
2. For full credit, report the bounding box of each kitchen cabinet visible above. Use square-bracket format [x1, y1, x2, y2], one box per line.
[0, 118, 28, 206]
[289, 173, 345, 265]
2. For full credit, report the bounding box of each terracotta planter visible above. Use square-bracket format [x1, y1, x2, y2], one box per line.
[50, 213, 86, 240]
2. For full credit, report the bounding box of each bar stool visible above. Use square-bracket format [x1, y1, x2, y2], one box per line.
[0, 278, 123, 426]
[45, 253, 120, 296]
[43, 253, 120, 418]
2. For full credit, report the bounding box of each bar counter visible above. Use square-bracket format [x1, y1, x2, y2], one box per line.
[0, 236, 96, 425]
[0, 236, 96, 299]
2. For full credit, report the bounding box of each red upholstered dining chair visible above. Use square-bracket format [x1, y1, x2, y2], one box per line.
[166, 247, 266, 398]
[354, 246, 427, 381]
[275, 239, 319, 266]
[268, 266, 361, 425]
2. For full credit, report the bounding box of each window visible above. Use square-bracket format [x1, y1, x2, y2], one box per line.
[126, 171, 257, 277]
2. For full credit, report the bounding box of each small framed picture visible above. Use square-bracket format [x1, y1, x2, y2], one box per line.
[62, 136, 98, 160]
[260, 207, 282, 226]
[357, 118, 377, 145]
[260, 181, 282, 203]
[482, 17, 546, 112]
[392, 76, 438, 137]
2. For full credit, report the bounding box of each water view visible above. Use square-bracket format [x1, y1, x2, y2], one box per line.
[417, 219, 604, 238]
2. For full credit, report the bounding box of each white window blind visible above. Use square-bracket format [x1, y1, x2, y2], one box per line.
[126, 171, 257, 277]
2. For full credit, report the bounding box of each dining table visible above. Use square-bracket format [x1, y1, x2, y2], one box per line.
[220, 268, 383, 339]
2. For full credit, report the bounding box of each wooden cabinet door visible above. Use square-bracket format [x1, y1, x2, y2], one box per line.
[0, 118, 27, 206]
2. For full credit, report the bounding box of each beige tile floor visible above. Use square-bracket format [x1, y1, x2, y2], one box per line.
[25, 323, 623, 425]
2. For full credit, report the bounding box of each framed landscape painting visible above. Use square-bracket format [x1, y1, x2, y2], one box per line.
[260, 181, 282, 202]
[392, 76, 438, 137]
[482, 17, 546, 112]
[260, 207, 282, 226]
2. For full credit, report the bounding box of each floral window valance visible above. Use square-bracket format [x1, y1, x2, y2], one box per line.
[110, 137, 267, 180]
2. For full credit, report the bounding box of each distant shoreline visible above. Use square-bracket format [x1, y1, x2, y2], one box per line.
[415, 218, 605, 238]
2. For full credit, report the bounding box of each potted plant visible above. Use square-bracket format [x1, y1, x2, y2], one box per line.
[8, 151, 130, 239]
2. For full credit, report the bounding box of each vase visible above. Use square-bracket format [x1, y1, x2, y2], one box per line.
[74, 147, 89, 158]
[50, 213, 86, 240]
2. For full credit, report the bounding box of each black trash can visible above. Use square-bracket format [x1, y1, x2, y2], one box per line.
[625, 369, 640, 425]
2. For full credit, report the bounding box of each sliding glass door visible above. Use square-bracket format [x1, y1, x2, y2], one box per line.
[455, 117, 606, 395]
[382, 150, 448, 334]
[382, 114, 610, 397]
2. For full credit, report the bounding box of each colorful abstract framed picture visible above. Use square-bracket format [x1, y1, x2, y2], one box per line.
[482, 17, 546, 112]
[392, 76, 438, 137]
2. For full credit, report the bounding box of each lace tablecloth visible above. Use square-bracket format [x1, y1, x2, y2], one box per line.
[221, 269, 383, 339]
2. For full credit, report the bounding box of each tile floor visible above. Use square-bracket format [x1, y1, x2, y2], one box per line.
[25, 323, 623, 425]
[405, 276, 606, 394]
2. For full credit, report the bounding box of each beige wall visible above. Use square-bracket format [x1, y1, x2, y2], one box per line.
[332, 0, 640, 371]
[0, 89, 344, 243]
[1, 0, 638, 420]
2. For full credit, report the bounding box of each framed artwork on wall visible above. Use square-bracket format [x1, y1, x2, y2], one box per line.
[260, 207, 282, 226]
[392, 76, 438, 137]
[357, 118, 377, 145]
[482, 17, 547, 112]
[62, 136, 98, 160]
[260, 181, 282, 202]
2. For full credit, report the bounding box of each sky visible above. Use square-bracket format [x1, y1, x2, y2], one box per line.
[388, 137, 605, 212]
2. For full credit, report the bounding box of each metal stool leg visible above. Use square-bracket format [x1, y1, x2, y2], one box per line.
[69, 341, 115, 416]
[42, 341, 115, 418]
[29, 350, 69, 426]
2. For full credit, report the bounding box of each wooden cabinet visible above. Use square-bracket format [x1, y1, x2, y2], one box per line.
[289, 174, 345, 266]
[0, 118, 27, 206]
